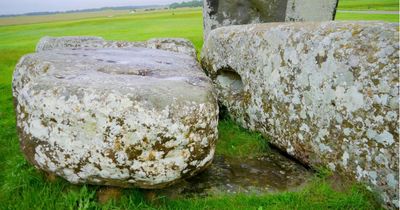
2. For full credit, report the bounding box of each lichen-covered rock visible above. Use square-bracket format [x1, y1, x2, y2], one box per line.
[201, 21, 399, 207]
[203, 0, 338, 39]
[36, 36, 197, 58]
[13, 47, 218, 188]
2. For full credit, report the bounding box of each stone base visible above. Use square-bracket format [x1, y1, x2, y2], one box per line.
[13, 37, 218, 188]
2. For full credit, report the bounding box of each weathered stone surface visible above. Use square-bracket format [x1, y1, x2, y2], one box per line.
[36, 36, 197, 58]
[203, 0, 338, 39]
[13, 47, 218, 188]
[201, 21, 399, 207]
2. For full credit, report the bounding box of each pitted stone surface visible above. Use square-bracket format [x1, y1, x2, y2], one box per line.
[201, 21, 399, 207]
[203, 0, 338, 39]
[13, 47, 218, 188]
[36, 36, 197, 58]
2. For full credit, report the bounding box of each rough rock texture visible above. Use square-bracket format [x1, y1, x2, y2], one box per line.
[203, 0, 338, 39]
[13, 47, 218, 188]
[36, 36, 198, 58]
[201, 21, 399, 207]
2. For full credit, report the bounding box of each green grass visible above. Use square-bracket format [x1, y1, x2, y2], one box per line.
[0, 161, 382, 209]
[217, 120, 268, 158]
[0, 4, 395, 210]
[338, 0, 399, 11]
[336, 0, 399, 22]
[336, 12, 399, 22]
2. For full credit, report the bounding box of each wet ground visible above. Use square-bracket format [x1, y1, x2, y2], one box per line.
[146, 149, 314, 199]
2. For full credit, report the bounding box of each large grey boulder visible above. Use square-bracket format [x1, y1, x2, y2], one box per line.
[203, 0, 338, 39]
[201, 21, 399, 207]
[36, 36, 198, 58]
[13, 46, 218, 188]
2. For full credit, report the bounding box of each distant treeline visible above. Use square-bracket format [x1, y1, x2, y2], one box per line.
[0, 1, 203, 18]
[0, 5, 162, 18]
[169, 0, 202, 9]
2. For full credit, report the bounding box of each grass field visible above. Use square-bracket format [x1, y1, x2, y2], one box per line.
[336, 12, 398, 22]
[0, 2, 397, 209]
[336, 0, 399, 22]
[338, 0, 399, 11]
[0, 8, 195, 26]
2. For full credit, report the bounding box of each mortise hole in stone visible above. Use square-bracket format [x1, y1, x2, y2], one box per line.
[216, 68, 244, 94]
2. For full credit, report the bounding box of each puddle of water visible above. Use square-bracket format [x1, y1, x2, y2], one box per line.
[145, 149, 314, 199]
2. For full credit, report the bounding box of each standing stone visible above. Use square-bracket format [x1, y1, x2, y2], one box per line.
[13, 41, 218, 188]
[201, 21, 399, 208]
[203, 0, 339, 39]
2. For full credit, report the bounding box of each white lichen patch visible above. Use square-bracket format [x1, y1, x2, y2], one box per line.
[201, 21, 399, 208]
[13, 47, 218, 189]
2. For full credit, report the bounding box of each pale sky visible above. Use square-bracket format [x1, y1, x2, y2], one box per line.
[0, 0, 186, 15]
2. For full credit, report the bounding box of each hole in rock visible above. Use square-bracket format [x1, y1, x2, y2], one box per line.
[216, 67, 244, 94]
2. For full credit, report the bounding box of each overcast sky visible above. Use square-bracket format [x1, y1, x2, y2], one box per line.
[0, 0, 186, 15]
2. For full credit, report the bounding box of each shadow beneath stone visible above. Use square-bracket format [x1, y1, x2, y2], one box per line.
[146, 148, 314, 199]
[97, 187, 123, 204]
